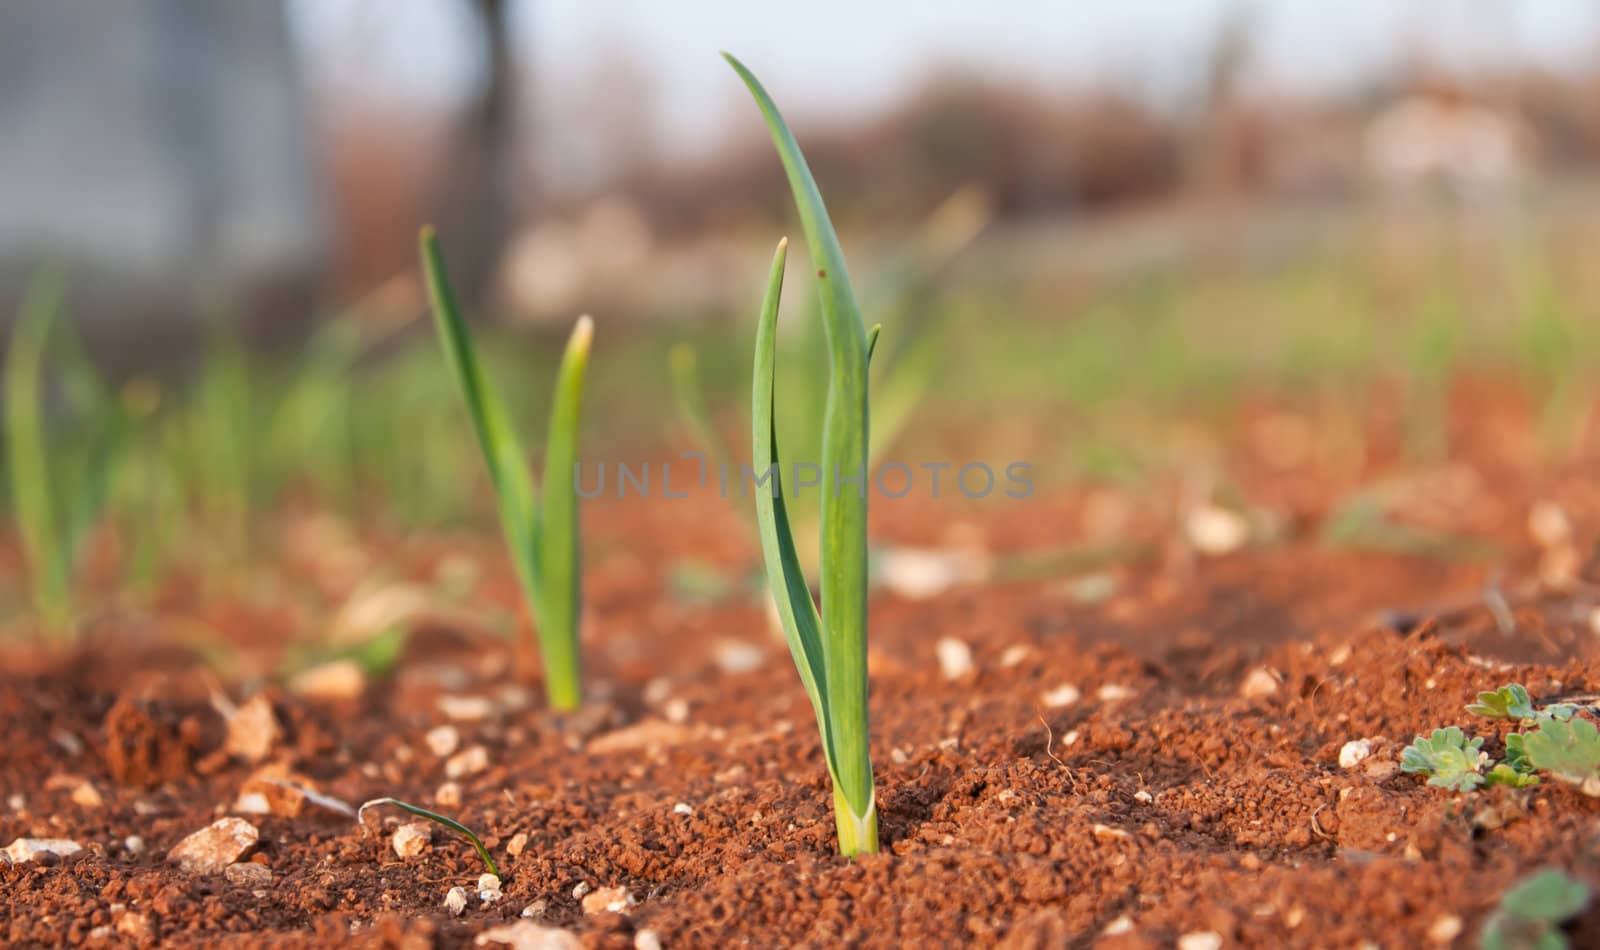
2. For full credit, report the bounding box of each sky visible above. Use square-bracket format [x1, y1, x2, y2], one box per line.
[292, 0, 1600, 166]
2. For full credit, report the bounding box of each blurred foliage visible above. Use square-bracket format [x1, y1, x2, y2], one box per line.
[2, 202, 1599, 633]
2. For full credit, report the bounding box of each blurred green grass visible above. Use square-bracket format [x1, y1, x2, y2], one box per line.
[2, 199, 1597, 631]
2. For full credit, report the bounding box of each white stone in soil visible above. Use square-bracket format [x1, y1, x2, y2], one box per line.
[474, 919, 581, 950]
[1339, 739, 1374, 769]
[425, 724, 461, 758]
[935, 637, 974, 680]
[1240, 667, 1280, 699]
[581, 885, 635, 916]
[445, 886, 468, 916]
[392, 821, 432, 858]
[446, 745, 490, 778]
[1040, 684, 1080, 708]
[166, 818, 259, 874]
[4, 838, 82, 863]
[223, 693, 280, 763]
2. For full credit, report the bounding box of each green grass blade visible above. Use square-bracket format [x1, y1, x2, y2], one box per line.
[751, 239, 837, 776]
[536, 315, 592, 711]
[865, 324, 882, 364]
[728, 53, 876, 852]
[357, 797, 499, 878]
[669, 343, 738, 479]
[419, 227, 546, 631]
[48, 308, 124, 566]
[5, 268, 71, 633]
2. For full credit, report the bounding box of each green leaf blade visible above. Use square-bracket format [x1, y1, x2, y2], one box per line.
[5, 268, 71, 633]
[730, 53, 876, 854]
[537, 315, 593, 710]
[750, 239, 836, 773]
[358, 797, 499, 878]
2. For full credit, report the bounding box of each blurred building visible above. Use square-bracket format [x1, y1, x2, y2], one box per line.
[0, 0, 326, 357]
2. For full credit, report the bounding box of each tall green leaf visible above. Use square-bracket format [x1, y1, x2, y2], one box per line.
[420, 227, 590, 710]
[728, 53, 877, 855]
[537, 315, 592, 711]
[5, 268, 71, 633]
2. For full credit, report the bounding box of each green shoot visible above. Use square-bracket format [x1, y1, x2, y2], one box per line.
[1520, 715, 1600, 797]
[669, 343, 737, 480]
[1469, 684, 1538, 721]
[358, 797, 499, 878]
[729, 52, 877, 857]
[1482, 869, 1592, 950]
[5, 268, 72, 633]
[1400, 727, 1488, 792]
[1484, 763, 1540, 789]
[419, 227, 593, 710]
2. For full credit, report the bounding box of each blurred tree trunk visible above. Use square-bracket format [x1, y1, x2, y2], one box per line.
[433, 0, 515, 313]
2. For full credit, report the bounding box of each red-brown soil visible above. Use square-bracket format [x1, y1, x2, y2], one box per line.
[5, 385, 1600, 948]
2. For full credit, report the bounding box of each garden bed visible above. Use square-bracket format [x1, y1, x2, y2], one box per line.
[4, 391, 1600, 948]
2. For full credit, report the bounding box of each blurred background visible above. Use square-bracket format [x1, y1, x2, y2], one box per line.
[6, 0, 1600, 336]
[3, 0, 1600, 648]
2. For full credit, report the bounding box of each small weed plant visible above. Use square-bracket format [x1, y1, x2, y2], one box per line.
[1481, 868, 1592, 950]
[358, 796, 499, 878]
[1401, 683, 1600, 795]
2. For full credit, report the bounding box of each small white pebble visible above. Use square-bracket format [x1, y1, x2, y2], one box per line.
[7, 794, 25, 812]
[712, 640, 765, 675]
[1427, 914, 1463, 944]
[1177, 933, 1223, 950]
[1040, 684, 1080, 708]
[5, 838, 83, 863]
[478, 873, 503, 904]
[438, 695, 497, 721]
[446, 745, 490, 779]
[935, 637, 974, 680]
[1186, 503, 1250, 554]
[1240, 667, 1280, 699]
[436, 782, 463, 808]
[1339, 739, 1374, 769]
[673, 802, 693, 816]
[1061, 730, 1080, 747]
[445, 886, 468, 916]
[123, 835, 145, 855]
[1134, 790, 1153, 804]
[1097, 684, 1133, 702]
[71, 782, 103, 810]
[232, 792, 271, 815]
[1092, 823, 1131, 842]
[999, 644, 1031, 667]
[425, 725, 461, 758]
[663, 698, 690, 724]
[634, 929, 663, 950]
[1528, 501, 1572, 548]
[1589, 607, 1600, 636]
[572, 881, 591, 899]
[521, 899, 548, 919]
[581, 885, 635, 916]
[392, 822, 432, 858]
[1102, 914, 1134, 936]
[506, 832, 529, 858]
[642, 677, 673, 705]
[890, 747, 909, 765]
